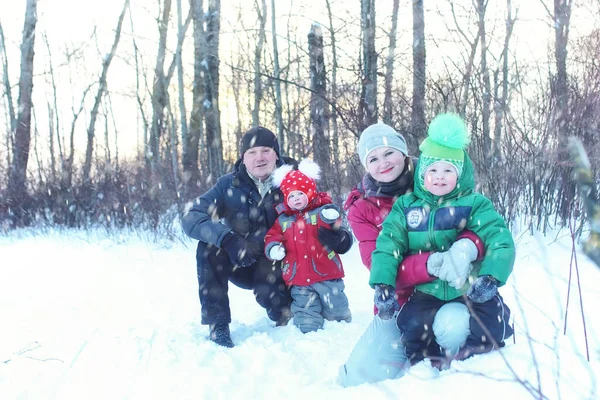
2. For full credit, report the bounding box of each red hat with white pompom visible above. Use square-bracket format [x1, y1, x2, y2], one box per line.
[273, 159, 321, 204]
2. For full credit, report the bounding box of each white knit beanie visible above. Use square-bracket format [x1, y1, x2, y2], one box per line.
[357, 123, 409, 167]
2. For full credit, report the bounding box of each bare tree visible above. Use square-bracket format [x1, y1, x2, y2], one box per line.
[383, 0, 399, 125]
[82, 0, 129, 184]
[185, 0, 204, 196]
[252, 0, 267, 126]
[7, 0, 37, 220]
[359, 0, 377, 131]
[203, 0, 223, 178]
[0, 22, 16, 137]
[325, 0, 340, 183]
[270, 0, 284, 147]
[176, 0, 188, 172]
[412, 0, 426, 144]
[148, 0, 172, 171]
[493, 0, 516, 162]
[308, 23, 331, 193]
[43, 33, 62, 181]
[477, 0, 492, 159]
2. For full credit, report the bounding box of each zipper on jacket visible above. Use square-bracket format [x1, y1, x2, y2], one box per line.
[428, 204, 447, 299]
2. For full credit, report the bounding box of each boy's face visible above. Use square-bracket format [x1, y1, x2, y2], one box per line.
[365, 147, 406, 183]
[423, 161, 458, 196]
[287, 190, 309, 210]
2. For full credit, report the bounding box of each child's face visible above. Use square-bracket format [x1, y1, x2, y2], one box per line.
[365, 147, 406, 183]
[423, 161, 458, 196]
[287, 190, 309, 210]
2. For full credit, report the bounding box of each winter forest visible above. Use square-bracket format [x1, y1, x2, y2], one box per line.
[0, 0, 597, 231]
[2, 1, 600, 399]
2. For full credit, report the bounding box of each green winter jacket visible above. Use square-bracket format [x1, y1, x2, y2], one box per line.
[369, 152, 515, 301]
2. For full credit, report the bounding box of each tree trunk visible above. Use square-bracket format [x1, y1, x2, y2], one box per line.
[252, 0, 267, 126]
[308, 24, 331, 193]
[359, 0, 377, 131]
[0, 22, 16, 139]
[477, 0, 492, 160]
[176, 0, 188, 168]
[493, 0, 515, 162]
[7, 0, 37, 223]
[185, 0, 204, 196]
[82, 0, 128, 184]
[383, 0, 399, 125]
[554, 0, 574, 221]
[203, 0, 223, 179]
[411, 0, 426, 145]
[271, 0, 284, 148]
[149, 0, 172, 171]
[325, 0, 340, 189]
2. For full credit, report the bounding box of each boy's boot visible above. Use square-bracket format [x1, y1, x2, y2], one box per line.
[209, 323, 234, 348]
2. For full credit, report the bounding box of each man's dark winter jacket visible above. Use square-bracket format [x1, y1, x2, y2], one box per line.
[182, 157, 296, 250]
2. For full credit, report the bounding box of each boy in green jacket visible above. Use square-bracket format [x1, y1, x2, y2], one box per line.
[370, 113, 515, 366]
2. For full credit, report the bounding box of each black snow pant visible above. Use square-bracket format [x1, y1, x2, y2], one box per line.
[196, 241, 291, 325]
[397, 291, 513, 364]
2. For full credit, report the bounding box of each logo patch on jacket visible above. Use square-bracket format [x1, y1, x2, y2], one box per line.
[406, 208, 426, 229]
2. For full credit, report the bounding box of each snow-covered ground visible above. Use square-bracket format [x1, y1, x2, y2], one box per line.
[1, 223, 599, 399]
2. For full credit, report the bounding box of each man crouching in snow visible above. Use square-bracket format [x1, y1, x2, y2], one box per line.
[182, 127, 294, 348]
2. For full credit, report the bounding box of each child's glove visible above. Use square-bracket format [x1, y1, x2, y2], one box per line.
[268, 244, 286, 261]
[373, 284, 399, 320]
[467, 275, 498, 303]
[320, 208, 340, 222]
[435, 239, 478, 289]
[318, 227, 352, 254]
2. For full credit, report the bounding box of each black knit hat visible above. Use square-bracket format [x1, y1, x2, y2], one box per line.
[239, 126, 280, 158]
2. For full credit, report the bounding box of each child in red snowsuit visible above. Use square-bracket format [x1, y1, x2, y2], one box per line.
[265, 159, 352, 333]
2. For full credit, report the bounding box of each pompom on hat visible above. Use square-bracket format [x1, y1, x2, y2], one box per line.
[357, 123, 408, 167]
[418, 113, 471, 180]
[273, 159, 321, 204]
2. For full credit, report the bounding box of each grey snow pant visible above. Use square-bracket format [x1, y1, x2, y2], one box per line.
[290, 279, 352, 333]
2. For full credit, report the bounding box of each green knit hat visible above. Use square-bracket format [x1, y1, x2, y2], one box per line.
[418, 113, 470, 180]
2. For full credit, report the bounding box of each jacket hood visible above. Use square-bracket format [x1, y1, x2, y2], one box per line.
[414, 150, 475, 202]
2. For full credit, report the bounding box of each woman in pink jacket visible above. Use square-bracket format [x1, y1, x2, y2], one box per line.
[339, 123, 481, 386]
[344, 123, 483, 309]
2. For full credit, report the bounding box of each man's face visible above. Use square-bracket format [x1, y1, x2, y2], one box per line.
[243, 146, 278, 180]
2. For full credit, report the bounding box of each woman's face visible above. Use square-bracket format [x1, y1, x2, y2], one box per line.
[365, 147, 406, 183]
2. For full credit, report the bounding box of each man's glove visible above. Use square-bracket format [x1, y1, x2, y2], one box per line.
[268, 244, 286, 261]
[221, 232, 258, 267]
[467, 275, 498, 303]
[431, 239, 478, 289]
[373, 284, 399, 320]
[318, 227, 352, 254]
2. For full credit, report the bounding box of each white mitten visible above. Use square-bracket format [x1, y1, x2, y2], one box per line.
[269, 245, 286, 261]
[320, 208, 340, 222]
[435, 239, 478, 289]
[426, 252, 444, 276]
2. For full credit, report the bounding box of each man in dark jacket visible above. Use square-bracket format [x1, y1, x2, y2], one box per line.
[182, 127, 294, 347]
